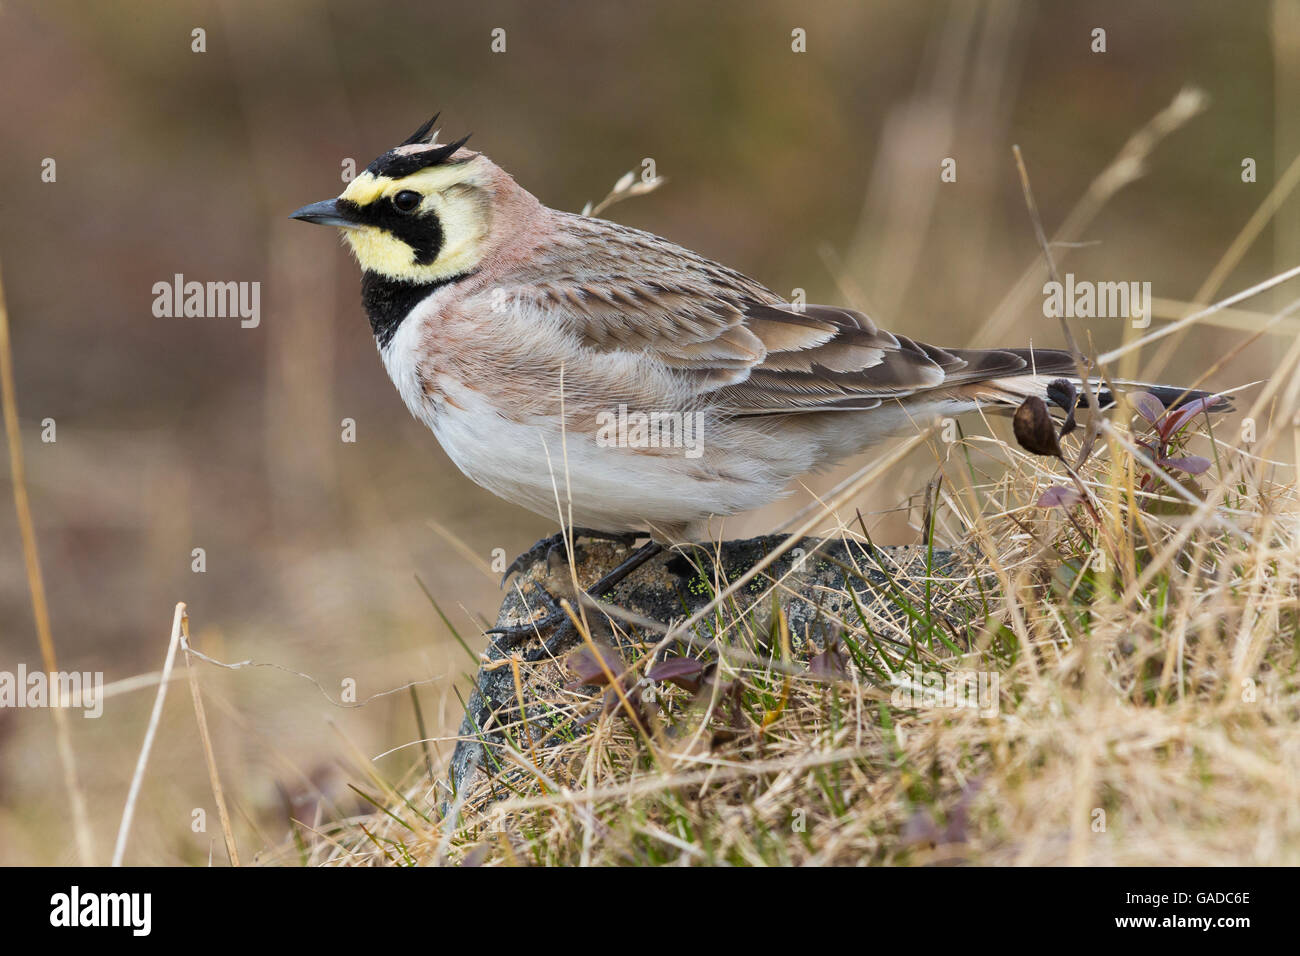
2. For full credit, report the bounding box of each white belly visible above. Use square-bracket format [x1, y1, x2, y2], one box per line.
[379, 319, 778, 533]
[426, 379, 773, 532]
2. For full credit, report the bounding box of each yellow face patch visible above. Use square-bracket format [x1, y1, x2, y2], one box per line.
[337, 161, 492, 282]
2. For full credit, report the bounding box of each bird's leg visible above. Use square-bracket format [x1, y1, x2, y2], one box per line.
[500, 528, 643, 587]
[488, 541, 664, 662]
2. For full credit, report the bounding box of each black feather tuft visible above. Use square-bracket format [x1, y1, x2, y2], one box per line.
[423, 133, 473, 166]
[401, 113, 441, 146]
[366, 128, 474, 179]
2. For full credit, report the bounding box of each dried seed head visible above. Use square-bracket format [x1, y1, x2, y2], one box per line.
[1013, 396, 1063, 458]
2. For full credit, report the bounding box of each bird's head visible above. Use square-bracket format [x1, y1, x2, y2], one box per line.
[290, 115, 501, 283]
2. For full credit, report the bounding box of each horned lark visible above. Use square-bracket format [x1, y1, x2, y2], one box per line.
[291, 117, 1223, 549]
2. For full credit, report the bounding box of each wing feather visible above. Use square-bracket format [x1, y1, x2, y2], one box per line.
[504, 213, 1081, 414]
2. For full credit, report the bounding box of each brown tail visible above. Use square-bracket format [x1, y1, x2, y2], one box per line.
[944, 346, 1232, 413]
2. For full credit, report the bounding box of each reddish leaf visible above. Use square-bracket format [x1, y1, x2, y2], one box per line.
[900, 809, 942, 847]
[1163, 395, 1221, 439]
[1037, 485, 1081, 509]
[1160, 455, 1211, 476]
[564, 644, 626, 689]
[940, 776, 983, 845]
[1129, 391, 1165, 426]
[808, 641, 848, 680]
[646, 656, 707, 692]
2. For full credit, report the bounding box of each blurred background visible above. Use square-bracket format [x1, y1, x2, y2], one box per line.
[0, 0, 1293, 864]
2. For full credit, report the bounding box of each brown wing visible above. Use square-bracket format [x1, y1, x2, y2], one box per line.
[514, 214, 1079, 413]
[722, 303, 1081, 415]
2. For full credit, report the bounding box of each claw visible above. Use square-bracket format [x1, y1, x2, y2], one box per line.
[486, 540, 664, 660]
[499, 529, 643, 587]
[487, 586, 565, 645]
[486, 541, 660, 660]
[499, 538, 553, 589]
[522, 626, 578, 662]
[488, 602, 579, 659]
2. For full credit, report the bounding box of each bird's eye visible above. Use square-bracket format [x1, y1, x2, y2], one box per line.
[392, 190, 422, 213]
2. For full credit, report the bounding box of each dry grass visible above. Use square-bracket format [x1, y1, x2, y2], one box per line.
[282, 373, 1299, 865]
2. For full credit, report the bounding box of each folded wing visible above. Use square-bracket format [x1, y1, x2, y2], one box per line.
[517, 216, 1081, 414]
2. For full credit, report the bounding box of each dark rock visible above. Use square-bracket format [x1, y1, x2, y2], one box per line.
[445, 534, 975, 812]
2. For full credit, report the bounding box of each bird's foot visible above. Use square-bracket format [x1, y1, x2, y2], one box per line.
[488, 541, 664, 662]
[500, 528, 643, 587]
[486, 588, 575, 662]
